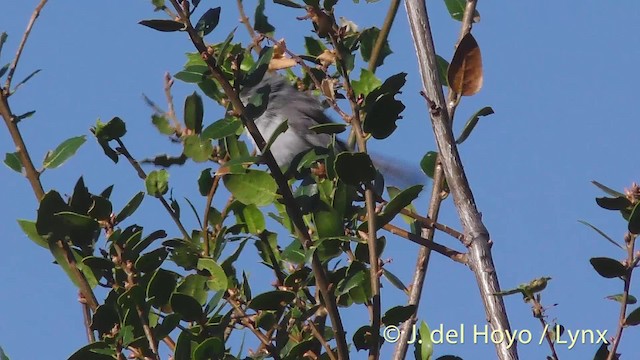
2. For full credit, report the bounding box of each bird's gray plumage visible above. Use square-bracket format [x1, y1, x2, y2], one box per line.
[240, 73, 346, 169]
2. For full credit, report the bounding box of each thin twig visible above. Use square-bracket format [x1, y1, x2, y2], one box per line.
[236, 0, 262, 53]
[607, 233, 637, 360]
[82, 301, 96, 343]
[309, 320, 337, 360]
[227, 297, 281, 360]
[392, 160, 447, 359]
[4, 0, 48, 91]
[114, 138, 191, 240]
[382, 222, 466, 264]
[163, 72, 181, 131]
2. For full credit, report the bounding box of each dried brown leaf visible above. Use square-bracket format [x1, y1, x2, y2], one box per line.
[448, 33, 483, 96]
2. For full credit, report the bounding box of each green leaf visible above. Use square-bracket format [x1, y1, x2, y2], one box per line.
[147, 269, 177, 308]
[151, 0, 166, 10]
[628, 202, 640, 234]
[13, 69, 41, 90]
[352, 68, 382, 98]
[254, 0, 275, 34]
[67, 342, 115, 360]
[596, 196, 631, 211]
[313, 208, 343, 239]
[359, 27, 392, 68]
[455, 106, 494, 144]
[606, 294, 637, 304]
[0, 63, 9, 79]
[334, 152, 376, 185]
[362, 73, 407, 139]
[197, 258, 229, 291]
[201, 117, 243, 140]
[382, 268, 408, 294]
[146, 170, 170, 197]
[626, 306, 640, 326]
[589, 257, 627, 279]
[17, 219, 47, 248]
[42, 135, 86, 169]
[248, 290, 296, 311]
[139, 19, 185, 32]
[14, 110, 36, 123]
[135, 247, 169, 273]
[94, 117, 127, 141]
[372, 185, 423, 229]
[443, 0, 481, 22]
[198, 168, 213, 196]
[304, 36, 326, 57]
[240, 204, 266, 234]
[223, 170, 278, 206]
[263, 119, 288, 154]
[184, 92, 204, 134]
[274, 0, 304, 8]
[416, 321, 433, 360]
[578, 220, 622, 250]
[152, 114, 174, 135]
[436, 54, 450, 87]
[308, 123, 347, 135]
[183, 135, 213, 162]
[193, 338, 224, 360]
[591, 181, 626, 198]
[171, 293, 204, 322]
[115, 192, 145, 224]
[420, 151, 438, 178]
[195, 7, 221, 37]
[4, 152, 22, 173]
[382, 305, 416, 326]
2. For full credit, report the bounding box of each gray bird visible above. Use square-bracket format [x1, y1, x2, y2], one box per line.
[239, 72, 423, 187]
[240, 72, 345, 170]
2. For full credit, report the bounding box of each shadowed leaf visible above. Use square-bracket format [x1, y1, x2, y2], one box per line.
[448, 33, 483, 96]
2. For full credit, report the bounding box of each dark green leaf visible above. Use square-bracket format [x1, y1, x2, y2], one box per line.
[147, 269, 178, 308]
[309, 123, 347, 135]
[420, 151, 438, 179]
[184, 92, 204, 134]
[94, 117, 127, 141]
[36, 191, 70, 235]
[88, 195, 112, 221]
[274, 0, 304, 8]
[135, 247, 169, 273]
[146, 169, 170, 197]
[193, 338, 224, 360]
[14, 110, 36, 123]
[243, 47, 274, 88]
[43, 135, 86, 169]
[195, 7, 221, 37]
[198, 168, 213, 196]
[248, 290, 296, 311]
[596, 197, 631, 211]
[139, 19, 185, 32]
[456, 106, 494, 144]
[626, 306, 640, 326]
[352, 325, 374, 351]
[359, 27, 392, 68]
[589, 257, 627, 279]
[304, 36, 326, 57]
[13, 69, 41, 90]
[382, 268, 408, 294]
[436, 54, 450, 87]
[263, 119, 288, 154]
[577, 220, 622, 250]
[115, 192, 145, 224]
[334, 152, 376, 185]
[4, 152, 22, 173]
[382, 305, 416, 326]
[254, 0, 275, 34]
[171, 293, 204, 322]
[67, 342, 115, 360]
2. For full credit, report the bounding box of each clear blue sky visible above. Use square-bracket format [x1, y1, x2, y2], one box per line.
[1, 1, 639, 359]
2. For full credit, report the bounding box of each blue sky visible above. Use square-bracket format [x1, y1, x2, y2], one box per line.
[1, 1, 639, 359]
